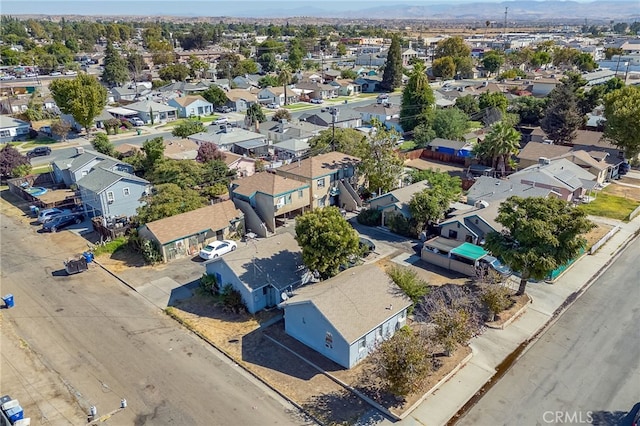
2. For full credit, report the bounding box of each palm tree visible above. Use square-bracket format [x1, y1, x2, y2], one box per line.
[473, 121, 521, 177]
[277, 64, 292, 106]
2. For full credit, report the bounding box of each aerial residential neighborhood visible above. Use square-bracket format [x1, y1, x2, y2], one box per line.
[1, 2, 639, 425]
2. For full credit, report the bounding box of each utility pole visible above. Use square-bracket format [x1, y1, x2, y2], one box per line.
[504, 7, 508, 38]
[330, 107, 338, 151]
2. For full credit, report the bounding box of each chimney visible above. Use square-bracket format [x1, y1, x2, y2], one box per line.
[279, 118, 287, 133]
[76, 147, 85, 155]
[538, 157, 551, 166]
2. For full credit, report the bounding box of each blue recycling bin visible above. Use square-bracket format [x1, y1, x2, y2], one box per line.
[3, 294, 14, 308]
[6, 405, 24, 423]
[83, 251, 94, 263]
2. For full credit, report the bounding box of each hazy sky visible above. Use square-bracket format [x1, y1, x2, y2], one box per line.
[0, 0, 620, 17]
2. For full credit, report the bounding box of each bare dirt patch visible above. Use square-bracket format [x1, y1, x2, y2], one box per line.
[583, 222, 614, 248]
[376, 256, 470, 287]
[618, 176, 640, 187]
[168, 293, 474, 424]
[604, 181, 640, 201]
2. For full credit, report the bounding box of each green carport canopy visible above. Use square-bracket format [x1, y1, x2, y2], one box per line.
[450, 242, 488, 261]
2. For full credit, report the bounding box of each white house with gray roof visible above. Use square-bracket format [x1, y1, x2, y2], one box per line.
[77, 167, 150, 219]
[51, 149, 134, 187]
[0, 115, 30, 143]
[280, 264, 411, 369]
[369, 180, 431, 226]
[273, 138, 311, 160]
[465, 176, 554, 206]
[123, 100, 177, 124]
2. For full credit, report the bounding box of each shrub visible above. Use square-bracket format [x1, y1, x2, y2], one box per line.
[200, 273, 219, 295]
[140, 239, 163, 264]
[479, 283, 513, 322]
[121, 119, 133, 130]
[386, 211, 417, 237]
[357, 208, 381, 226]
[220, 284, 246, 314]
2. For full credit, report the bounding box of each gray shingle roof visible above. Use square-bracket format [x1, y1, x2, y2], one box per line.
[76, 167, 148, 193]
[284, 264, 412, 344]
[466, 176, 553, 204]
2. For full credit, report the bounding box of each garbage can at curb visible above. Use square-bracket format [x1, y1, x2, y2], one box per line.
[3, 294, 15, 308]
[136, 129, 142, 135]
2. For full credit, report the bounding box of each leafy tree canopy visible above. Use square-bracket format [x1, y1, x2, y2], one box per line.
[159, 63, 190, 82]
[196, 142, 225, 163]
[136, 183, 207, 223]
[400, 62, 435, 132]
[541, 82, 584, 144]
[172, 120, 205, 138]
[308, 127, 367, 156]
[295, 206, 360, 279]
[380, 34, 403, 92]
[485, 196, 594, 295]
[0, 144, 30, 179]
[201, 85, 228, 106]
[603, 86, 640, 159]
[91, 133, 116, 157]
[50, 74, 107, 133]
[432, 107, 469, 141]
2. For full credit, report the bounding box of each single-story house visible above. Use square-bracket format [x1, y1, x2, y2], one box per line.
[369, 180, 431, 226]
[168, 95, 214, 118]
[223, 151, 257, 178]
[163, 138, 200, 160]
[111, 86, 138, 102]
[298, 109, 362, 129]
[280, 264, 412, 369]
[260, 119, 323, 143]
[225, 89, 258, 112]
[138, 201, 244, 263]
[77, 166, 150, 219]
[508, 158, 598, 202]
[257, 86, 297, 106]
[203, 232, 307, 314]
[427, 138, 474, 158]
[438, 202, 502, 245]
[465, 176, 554, 206]
[273, 138, 311, 160]
[352, 103, 400, 127]
[230, 172, 310, 233]
[188, 126, 268, 157]
[123, 100, 178, 124]
[0, 115, 30, 143]
[353, 75, 383, 93]
[329, 79, 361, 96]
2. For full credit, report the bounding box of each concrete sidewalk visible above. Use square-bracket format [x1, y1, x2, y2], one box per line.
[397, 215, 640, 426]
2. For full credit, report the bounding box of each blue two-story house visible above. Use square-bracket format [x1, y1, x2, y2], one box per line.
[77, 167, 150, 219]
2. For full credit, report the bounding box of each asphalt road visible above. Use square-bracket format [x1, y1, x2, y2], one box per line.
[457, 237, 640, 426]
[0, 213, 308, 425]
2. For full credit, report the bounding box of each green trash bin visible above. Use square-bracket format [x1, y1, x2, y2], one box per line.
[136, 129, 142, 135]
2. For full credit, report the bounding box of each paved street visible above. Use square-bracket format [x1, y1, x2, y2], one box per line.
[0, 212, 307, 425]
[457, 237, 640, 426]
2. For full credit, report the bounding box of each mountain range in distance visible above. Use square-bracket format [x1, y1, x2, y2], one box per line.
[3, 0, 639, 22]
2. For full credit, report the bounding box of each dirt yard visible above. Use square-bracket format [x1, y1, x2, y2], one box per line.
[604, 180, 640, 201]
[486, 294, 531, 329]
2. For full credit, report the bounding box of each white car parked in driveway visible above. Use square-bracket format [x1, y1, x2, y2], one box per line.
[199, 240, 237, 260]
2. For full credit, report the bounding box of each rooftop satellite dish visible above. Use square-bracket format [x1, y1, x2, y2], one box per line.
[281, 292, 289, 301]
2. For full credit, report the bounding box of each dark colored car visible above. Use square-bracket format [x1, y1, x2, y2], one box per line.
[42, 213, 84, 233]
[27, 146, 52, 158]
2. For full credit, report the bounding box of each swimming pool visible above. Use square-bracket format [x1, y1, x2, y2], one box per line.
[25, 187, 48, 196]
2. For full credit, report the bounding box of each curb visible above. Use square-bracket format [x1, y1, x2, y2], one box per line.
[399, 350, 474, 420]
[447, 229, 640, 425]
[485, 294, 531, 330]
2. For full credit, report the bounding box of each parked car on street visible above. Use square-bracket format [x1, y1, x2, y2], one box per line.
[266, 103, 278, 109]
[477, 255, 512, 277]
[27, 146, 52, 158]
[37, 207, 71, 224]
[213, 117, 229, 125]
[199, 240, 237, 260]
[215, 106, 232, 113]
[49, 71, 62, 76]
[42, 213, 84, 232]
[310, 98, 324, 104]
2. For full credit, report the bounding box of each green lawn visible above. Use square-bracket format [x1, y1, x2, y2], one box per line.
[21, 137, 57, 148]
[399, 140, 417, 151]
[577, 192, 640, 221]
[31, 164, 53, 174]
[284, 103, 312, 111]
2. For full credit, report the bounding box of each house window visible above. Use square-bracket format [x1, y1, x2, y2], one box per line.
[107, 191, 115, 202]
[123, 187, 130, 196]
[358, 338, 366, 352]
[317, 178, 325, 188]
[325, 332, 333, 348]
[298, 189, 304, 199]
[0, 130, 10, 137]
[448, 229, 458, 239]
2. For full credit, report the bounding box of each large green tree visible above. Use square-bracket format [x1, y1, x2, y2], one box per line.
[455, 95, 480, 116]
[432, 57, 456, 79]
[541, 82, 584, 144]
[473, 121, 521, 176]
[91, 133, 116, 157]
[434, 36, 471, 76]
[159, 63, 190, 82]
[0, 145, 30, 179]
[511, 96, 547, 126]
[408, 170, 462, 228]
[277, 64, 292, 106]
[308, 127, 367, 156]
[245, 103, 266, 126]
[147, 159, 203, 189]
[485, 196, 594, 295]
[400, 62, 435, 133]
[136, 183, 207, 223]
[358, 121, 404, 195]
[50, 74, 107, 134]
[380, 34, 403, 92]
[102, 42, 129, 87]
[603, 86, 640, 159]
[432, 107, 469, 141]
[141, 137, 165, 172]
[481, 51, 504, 76]
[201, 85, 228, 107]
[295, 206, 360, 279]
